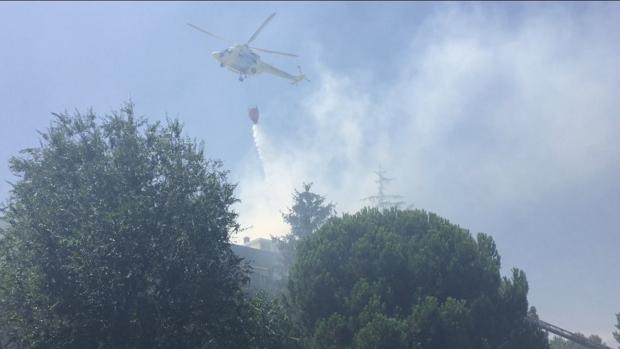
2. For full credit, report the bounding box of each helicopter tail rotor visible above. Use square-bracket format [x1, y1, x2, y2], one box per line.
[292, 65, 310, 85]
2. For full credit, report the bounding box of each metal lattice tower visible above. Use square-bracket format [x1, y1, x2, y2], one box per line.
[362, 166, 406, 210]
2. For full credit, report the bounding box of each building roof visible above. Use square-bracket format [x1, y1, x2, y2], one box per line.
[230, 244, 280, 271]
[244, 237, 279, 253]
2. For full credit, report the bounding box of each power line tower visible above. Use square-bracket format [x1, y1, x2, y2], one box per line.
[362, 166, 406, 210]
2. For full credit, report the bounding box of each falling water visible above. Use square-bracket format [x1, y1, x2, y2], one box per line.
[252, 124, 268, 179]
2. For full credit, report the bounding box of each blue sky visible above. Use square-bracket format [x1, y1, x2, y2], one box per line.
[1, 1, 619, 343]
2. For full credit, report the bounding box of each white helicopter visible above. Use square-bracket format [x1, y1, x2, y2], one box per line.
[188, 13, 308, 84]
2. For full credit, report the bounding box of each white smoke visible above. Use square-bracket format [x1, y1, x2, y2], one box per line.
[234, 4, 620, 343]
[239, 5, 620, 237]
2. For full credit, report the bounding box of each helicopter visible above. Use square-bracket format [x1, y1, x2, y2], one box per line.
[187, 13, 308, 84]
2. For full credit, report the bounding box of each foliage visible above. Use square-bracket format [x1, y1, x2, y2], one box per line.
[274, 182, 335, 271]
[282, 182, 335, 240]
[0, 104, 255, 348]
[288, 207, 549, 349]
[243, 292, 302, 349]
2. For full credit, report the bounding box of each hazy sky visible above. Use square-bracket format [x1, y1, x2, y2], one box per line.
[1, 1, 619, 343]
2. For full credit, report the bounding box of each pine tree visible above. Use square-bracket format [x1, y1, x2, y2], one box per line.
[283, 183, 335, 240]
[274, 183, 335, 274]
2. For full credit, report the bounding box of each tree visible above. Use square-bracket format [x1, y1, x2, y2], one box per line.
[243, 292, 301, 349]
[288, 208, 549, 349]
[274, 183, 335, 271]
[282, 182, 335, 240]
[0, 104, 257, 348]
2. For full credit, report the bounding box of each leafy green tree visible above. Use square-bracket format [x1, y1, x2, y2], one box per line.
[288, 208, 549, 349]
[353, 313, 409, 349]
[0, 104, 262, 348]
[243, 292, 301, 349]
[274, 183, 335, 271]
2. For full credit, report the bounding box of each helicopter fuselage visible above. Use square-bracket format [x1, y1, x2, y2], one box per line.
[212, 45, 261, 76]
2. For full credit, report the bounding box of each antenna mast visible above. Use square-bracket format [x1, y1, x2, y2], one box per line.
[363, 166, 405, 209]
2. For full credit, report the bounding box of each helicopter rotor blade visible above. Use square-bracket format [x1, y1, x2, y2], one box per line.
[187, 23, 233, 44]
[246, 12, 276, 45]
[251, 46, 298, 57]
